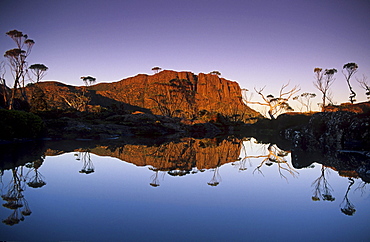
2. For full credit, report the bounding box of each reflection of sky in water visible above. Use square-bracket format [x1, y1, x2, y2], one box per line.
[1, 140, 369, 241]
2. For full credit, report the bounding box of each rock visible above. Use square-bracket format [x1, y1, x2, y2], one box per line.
[281, 111, 362, 152]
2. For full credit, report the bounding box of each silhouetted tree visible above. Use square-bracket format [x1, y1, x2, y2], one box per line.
[209, 71, 221, 76]
[293, 92, 316, 112]
[313, 68, 337, 111]
[342, 62, 358, 104]
[80, 75, 96, 99]
[246, 82, 299, 119]
[4, 30, 35, 110]
[80, 75, 96, 87]
[29, 64, 48, 112]
[29, 64, 48, 83]
[152, 67, 162, 73]
[357, 75, 369, 99]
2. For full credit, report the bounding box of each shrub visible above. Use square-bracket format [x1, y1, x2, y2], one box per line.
[0, 109, 44, 140]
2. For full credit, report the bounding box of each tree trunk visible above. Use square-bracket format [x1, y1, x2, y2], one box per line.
[268, 110, 275, 120]
[8, 87, 17, 110]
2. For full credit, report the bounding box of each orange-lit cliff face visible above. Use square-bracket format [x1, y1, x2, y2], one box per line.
[26, 71, 261, 121]
[89, 138, 241, 171]
[91, 70, 260, 120]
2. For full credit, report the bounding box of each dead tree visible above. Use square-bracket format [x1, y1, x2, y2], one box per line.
[313, 68, 337, 111]
[246, 82, 300, 119]
[357, 75, 369, 100]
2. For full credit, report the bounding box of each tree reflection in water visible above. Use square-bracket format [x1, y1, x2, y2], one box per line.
[26, 158, 46, 188]
[75, 150, 95, 174]
[232, 157, 248, 171]
[355, 180, 368, 195]
[1, 167, 32, 226]
[232, 140, 252, 172]
[340, 178, 356, 216]
[311, 165, 335, 202]
[243, 143, 298, 180]
[207, 167, 221, 186]
[149, 168, 165, 187]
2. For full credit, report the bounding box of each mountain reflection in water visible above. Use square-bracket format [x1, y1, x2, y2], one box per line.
[0, 137, 369, 241]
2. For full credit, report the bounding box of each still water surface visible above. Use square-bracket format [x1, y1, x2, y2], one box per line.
[1, 138, 369, 241]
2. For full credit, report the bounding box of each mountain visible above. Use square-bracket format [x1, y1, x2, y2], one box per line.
[28, 70, 261, 122]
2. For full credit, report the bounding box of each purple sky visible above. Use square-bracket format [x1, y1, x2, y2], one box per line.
[1, 0, 369, 112]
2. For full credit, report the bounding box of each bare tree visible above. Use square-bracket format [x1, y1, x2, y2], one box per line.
[60, 92, 90, 111]
[246, 82, 300, 119]
[313, 68, 337, 111]
[293, 93, 316, 112]
[342, 62, 358, 104]
[357, 75, 369, 100]
[4, 30, 35, 110]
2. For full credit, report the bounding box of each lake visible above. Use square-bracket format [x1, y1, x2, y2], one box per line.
[0, 137, 369, 241]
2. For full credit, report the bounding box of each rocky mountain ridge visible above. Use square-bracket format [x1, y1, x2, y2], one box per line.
[27, 70, 261, 122]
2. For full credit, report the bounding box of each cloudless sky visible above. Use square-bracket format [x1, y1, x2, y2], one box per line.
[1, 0, 369, 111]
